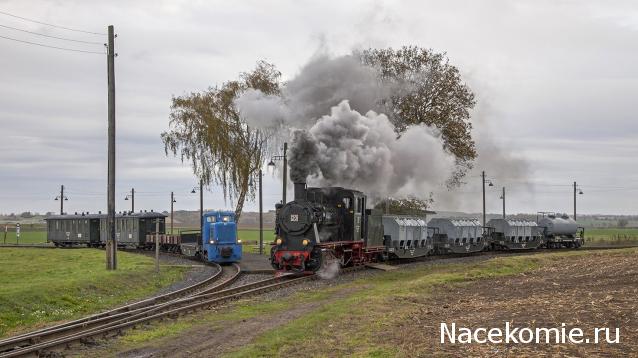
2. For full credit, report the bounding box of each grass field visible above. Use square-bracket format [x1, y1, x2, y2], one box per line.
[0, 248, 189, 338]
[584, 228, 638, 243]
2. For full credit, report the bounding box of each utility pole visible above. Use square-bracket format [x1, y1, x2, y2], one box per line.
[131, 188, 134, 212]
[282, 142, 288, 204]
[501, 187, 506, 219]
[106, 25, 117, 270]
[482, 171, 486, 226]
[259, 169, 263, 255]
[170, 191, 175, 235]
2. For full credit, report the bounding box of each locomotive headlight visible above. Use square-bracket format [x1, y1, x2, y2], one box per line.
[209, 239, 215, 244]
[276, 238, 283, 245]
[302, 239, 309, 246]
[237, 239, 242, 244]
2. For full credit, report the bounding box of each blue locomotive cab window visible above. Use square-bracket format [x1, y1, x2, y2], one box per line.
[207, 216, 216, 223]
[221, 216, 231, 222]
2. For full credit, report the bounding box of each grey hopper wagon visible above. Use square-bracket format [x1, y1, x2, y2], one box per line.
[382, 215, 432, 259]
[486, 219, 542, 250]
[428, 217, 486, 254]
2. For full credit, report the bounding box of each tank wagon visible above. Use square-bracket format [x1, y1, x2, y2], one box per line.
[486, 219, 543, 250]
[537, 212, 584, 248]
[428, 218, 485, 254]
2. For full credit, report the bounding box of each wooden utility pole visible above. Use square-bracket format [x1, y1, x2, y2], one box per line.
[106, 25, 117, 270]
[131, 188, 135, 213]
[259, 169, 263, 255]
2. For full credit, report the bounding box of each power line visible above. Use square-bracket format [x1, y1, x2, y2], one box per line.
[0, 23, 103, 44]
[0, 10, 106, 35]
[0, 34, 105, 54]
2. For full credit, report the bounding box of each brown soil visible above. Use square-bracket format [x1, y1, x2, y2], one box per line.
[389, 252, 638, 357]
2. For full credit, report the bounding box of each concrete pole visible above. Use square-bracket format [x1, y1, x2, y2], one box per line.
[482, 171, 486, 226]
[106, 25, 117, 270]
[60, 185, 64, 215]
[573, 181, 577, 221]
[170, 191, 174, 235]
[155, 218, 160, 273]
[199, 180, 204, 233]
[259, 169, 263, 255]
[282, 142, 288, 204]
[131, 188, 135, 213]
[502, 187, 506, 219]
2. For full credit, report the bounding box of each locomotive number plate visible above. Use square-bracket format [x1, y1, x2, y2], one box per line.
[290, 214, 299, 222]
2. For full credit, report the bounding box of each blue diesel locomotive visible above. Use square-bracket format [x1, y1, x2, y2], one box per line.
[202, 211, 242, 263]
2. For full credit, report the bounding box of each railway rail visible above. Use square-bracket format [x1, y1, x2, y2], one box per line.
[0, 262, 240, 356]
[0, 271, 323, 357]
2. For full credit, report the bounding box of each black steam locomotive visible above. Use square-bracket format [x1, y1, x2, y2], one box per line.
[271, 181, 385, 273]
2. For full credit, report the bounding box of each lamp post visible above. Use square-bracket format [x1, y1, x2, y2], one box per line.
[54, 185, 68, 215]
[481, 171, 494, 226]
[170, 192, 176, 235]
[124, 188, 134, 213]
[267, 142, 288, 204]
[250, 169, 265, 254]
[573, 181, 583, 221]
[191, 181, 204, 233]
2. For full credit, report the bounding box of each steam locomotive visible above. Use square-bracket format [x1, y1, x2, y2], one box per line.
[271, 181, 584, 273]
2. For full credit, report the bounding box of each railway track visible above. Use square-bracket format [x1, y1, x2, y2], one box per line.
[0, 272, 318, 357]
[0, 262, 240, 356]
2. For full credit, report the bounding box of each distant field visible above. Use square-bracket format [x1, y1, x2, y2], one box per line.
[584, 228, 638, 243]
[5, 227, 636, 246]
[0, 248, 189, 338]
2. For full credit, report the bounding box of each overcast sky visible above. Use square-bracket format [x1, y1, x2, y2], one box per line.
[1, 0, 637, 216]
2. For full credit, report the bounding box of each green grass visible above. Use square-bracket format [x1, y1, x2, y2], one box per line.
[0, 230, 47, 244]
[0, 248, 189, 337]
[584, 228, 638, 243]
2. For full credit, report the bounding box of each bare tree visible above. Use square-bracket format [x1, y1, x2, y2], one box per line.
[161, 61, 281, 222]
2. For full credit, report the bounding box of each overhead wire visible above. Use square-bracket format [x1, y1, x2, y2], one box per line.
[0, 34, 105, 54]
[0, 23, 103, 44]
[0, 10, 106, 35]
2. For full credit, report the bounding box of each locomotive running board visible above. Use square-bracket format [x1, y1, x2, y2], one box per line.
[364, 263, 398, 271]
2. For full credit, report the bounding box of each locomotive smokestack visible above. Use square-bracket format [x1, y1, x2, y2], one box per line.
[294, 181, 307, 201]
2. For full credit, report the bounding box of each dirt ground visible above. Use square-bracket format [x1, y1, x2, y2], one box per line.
[87, 250, 637, 357]
[391, 252, 638, 357]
